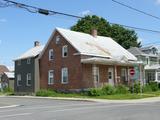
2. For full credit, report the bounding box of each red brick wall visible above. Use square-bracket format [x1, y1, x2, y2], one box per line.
[39, 31, 83, 90]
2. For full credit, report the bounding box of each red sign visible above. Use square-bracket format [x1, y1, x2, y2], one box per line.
[130, 68, 135, 76]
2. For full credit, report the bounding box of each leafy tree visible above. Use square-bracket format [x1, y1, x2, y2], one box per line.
[71, 15, 141, 49]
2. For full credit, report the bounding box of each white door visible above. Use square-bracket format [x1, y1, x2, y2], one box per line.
[108, 68, 114, 85]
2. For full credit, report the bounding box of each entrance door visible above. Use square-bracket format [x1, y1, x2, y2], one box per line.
[108, 68, 114, 85]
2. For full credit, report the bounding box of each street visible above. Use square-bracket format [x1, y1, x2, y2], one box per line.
[0, 96, 160, 120]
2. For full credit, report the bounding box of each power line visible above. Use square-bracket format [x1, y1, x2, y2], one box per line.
[111, 0, 160, 21]
[1, 0, 160, 34]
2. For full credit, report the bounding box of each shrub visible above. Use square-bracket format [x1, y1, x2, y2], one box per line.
[36, 89, 56, 97]
[129, 82, 141, 94]
[3, 87, 13, 93]
[88, 88, 102, 96]
[142, 84, 152, 92]
[149, 82, 159, 91]
[115, 84, 129, 94]
[102, 84, 115, 95]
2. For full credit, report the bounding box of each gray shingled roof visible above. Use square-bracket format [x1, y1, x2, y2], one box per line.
[128, 47, 147, 56]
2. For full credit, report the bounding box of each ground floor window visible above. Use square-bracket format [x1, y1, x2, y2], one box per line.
[157, 72, 160, 81]
[61, 68, 68, 84]
[92, 65, 99, 83]
[48, 70, 54, 85]
[146, 71, 155, 82]
[26, 73, 31, 86]
[121, 68, 127, 82]
[17, 74, 21, 86]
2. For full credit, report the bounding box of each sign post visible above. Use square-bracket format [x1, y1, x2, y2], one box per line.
[130, 68, 135, 93]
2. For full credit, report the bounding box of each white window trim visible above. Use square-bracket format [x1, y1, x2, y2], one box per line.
[26, 73, 31, 86]
[62, 45, 68, 58]
[61, 68, 68, 84]
[56, 35, 60, 44]
[49, 49, 54, 61]
[48, 70, 54, 85]
[27, 58, 31, 64]
[17, 74, 21, 86]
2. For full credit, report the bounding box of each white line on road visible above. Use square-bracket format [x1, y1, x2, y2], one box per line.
[0, 105, 20, 109]
[0, 113, 32, 118]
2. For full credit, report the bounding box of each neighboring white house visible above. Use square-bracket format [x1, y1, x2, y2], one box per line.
[128, 46, 160, 83]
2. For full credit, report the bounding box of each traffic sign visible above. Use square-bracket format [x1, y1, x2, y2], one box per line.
[130, 68, 135, 76]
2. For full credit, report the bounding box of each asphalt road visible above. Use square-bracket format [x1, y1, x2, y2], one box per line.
[0, 96, 160, 120]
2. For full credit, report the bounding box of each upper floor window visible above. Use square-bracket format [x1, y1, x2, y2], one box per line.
[26, 73, 31, 86]
[62, 45, 68, 57]
[17, 74, 21, 86]
[17, 60, 21, 66]
[49, 49, 54, 60]
[48, 70, 54, 85]
[56, 35, 60, 44]
[27, 58, 31, 64]
[61, 68, 68, 84]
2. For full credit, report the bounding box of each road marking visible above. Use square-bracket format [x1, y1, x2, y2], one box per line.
[0, 113, 32, 118]
[0, 105, 20, 109]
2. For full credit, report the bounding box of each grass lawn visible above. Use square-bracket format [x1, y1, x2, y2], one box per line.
[36, 90, 160, 100]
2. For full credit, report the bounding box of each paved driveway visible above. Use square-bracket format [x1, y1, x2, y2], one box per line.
[0, 96, 160, 120]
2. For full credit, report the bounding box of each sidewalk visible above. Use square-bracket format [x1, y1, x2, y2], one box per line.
[4, 95, 160, 104]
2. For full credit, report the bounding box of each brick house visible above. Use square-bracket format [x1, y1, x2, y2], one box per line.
[38, 28, 139, 92]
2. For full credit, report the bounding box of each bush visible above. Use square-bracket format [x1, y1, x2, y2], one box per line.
[88, 88, 102, 96]
[3, 87, 13, 93]
[102, 84, 115, 95]
[36, 89, 56, 97]
[129, 82, 141, 94]
[142, 84, 152, 92]
[115, 84, 129, 94]
[149, 82, 159, 91]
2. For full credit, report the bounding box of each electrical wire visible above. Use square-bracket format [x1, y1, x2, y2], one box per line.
[111, 0, 160, 21]
[1, 0, 160, 34]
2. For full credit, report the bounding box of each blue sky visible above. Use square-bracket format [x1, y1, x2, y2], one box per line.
[1, 0, 160, 67]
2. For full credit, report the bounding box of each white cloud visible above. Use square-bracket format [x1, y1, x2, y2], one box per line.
[80, 10, 92, 16]
[0, 18, 7, 23]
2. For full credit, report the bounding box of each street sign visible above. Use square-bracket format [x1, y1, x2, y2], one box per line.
[130, 68, 135, 76]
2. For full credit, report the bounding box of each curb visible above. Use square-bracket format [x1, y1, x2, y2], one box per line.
[2, 95, 160, 103]
[0, 105, 20, 109]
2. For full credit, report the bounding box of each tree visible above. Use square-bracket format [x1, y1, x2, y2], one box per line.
[71, 15, 141, 49]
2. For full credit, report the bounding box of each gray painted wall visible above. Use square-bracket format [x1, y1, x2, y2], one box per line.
[14, 57, 35, 93]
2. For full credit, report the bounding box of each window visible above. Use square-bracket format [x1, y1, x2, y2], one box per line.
[27, 58, 31, 64]
[48, 70, 54, 85]
[157, 72, 160, 81]
[26, 73, 31, 86]
[61, 68, 68, 84]
[17, 60, 21, 66]
[17, 74, 21, 86]
[121, 68, 127, 81]
[49, 49, 54, 61]
[62, 45, 68, 57]
[92, 65, 99, 82]
[56, 35, 60, 44]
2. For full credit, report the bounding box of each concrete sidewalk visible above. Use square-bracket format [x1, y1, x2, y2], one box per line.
[4, 95, 160, 104]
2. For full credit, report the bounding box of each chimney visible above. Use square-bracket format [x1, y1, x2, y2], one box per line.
[91, 29, 97, 38]
[34, 41, 40, 47]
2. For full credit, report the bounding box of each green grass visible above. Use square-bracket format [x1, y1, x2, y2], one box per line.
[36, 89, 160, 100]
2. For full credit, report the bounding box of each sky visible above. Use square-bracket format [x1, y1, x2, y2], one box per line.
[1, 0, 160, 68]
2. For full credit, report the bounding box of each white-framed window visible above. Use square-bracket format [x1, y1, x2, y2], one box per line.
[121, 68, 127, 81]
[62, 45, 68, 57]
[17, 74, 21, 86]
[56, 35, 60, 44]
[17, 60, 21, 66]
[48, 70, 54, 85]
[61, 68, 68, 84]
[26, 73, 31, 86]
[27, 58, 31, 64]
[92, 65, 99, 82]
[49, 49, 54, 61]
